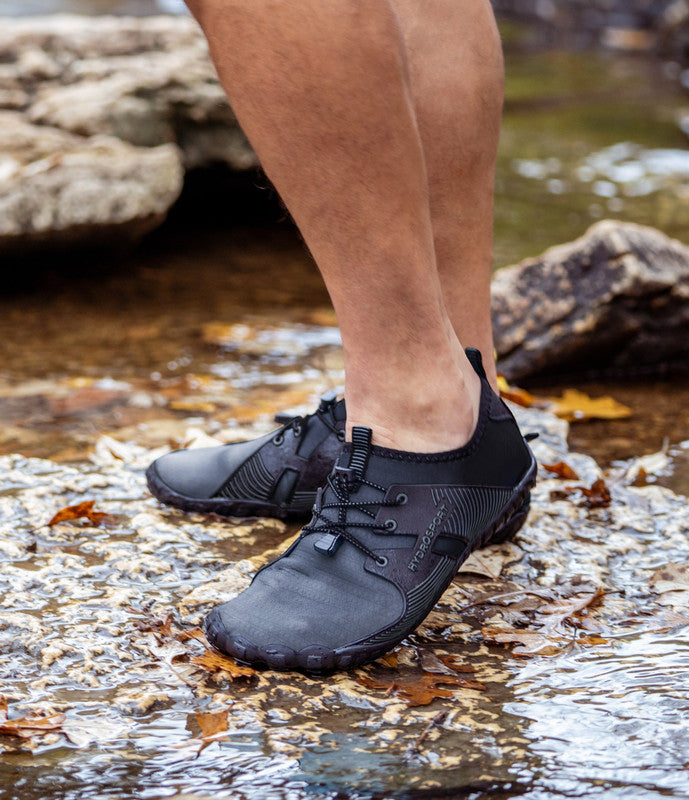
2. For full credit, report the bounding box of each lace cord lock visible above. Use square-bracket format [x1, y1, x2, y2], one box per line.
[313, 532, 343, 556]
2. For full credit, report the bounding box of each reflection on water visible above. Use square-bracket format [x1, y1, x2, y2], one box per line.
[510, 630, 689, 799]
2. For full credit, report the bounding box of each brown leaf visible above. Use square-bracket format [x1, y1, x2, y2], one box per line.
[132, 611, 174, 642]
[435, 654, 479, 674]
[482, 627, 560, 656]
[580, 479, 612, 508]
[537, 588, 605, 637]
[0, 696, 66, 740]
[193, 708, 230, 753]
[482, 588, 605, 656]
[176, 627, 210, 646]
[548, 389, 632, 423]
[48, 500, 118, 527]
[497, 375, 542, 408]
[542, 461, 580, 480]
[357, 670, 486, 707]
[550, 478, 611, 509]
[650, 563, 689, 594]
[187, 649, 256, 681]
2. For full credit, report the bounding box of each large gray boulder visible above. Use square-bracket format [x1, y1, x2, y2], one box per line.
[0, 111, 183, 252]
[492, 219, 689, 380]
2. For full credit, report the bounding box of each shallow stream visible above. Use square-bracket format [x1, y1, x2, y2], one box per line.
[1, 10, 689, 800]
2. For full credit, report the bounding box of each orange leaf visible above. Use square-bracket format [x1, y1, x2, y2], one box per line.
[48, 500, 117, 527]
[0, 696, 66, 740]
[193, 708, 230, 753]
[497, 375, 540, 408]
[542, 461, 580, 480]
[548, 389, 632, 423]
[176, 627, 210, 646]
[188, 649, 256, 680]
[357, 670, 486, 707]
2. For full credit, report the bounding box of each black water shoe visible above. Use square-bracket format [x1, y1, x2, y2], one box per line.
[146, 393, 346, 519]
[204, 349, 537, 672]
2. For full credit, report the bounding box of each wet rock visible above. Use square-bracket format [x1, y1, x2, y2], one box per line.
[1, 404, 689, 796]
[0, 14, 256, 254]
[492, 220, 689, 380]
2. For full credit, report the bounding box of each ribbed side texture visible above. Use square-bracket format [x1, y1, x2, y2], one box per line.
[363, 556, 455, 646]
[431, 486, 512, 542]
[219, 452, 274, 501]
[291, 490, 317, 509]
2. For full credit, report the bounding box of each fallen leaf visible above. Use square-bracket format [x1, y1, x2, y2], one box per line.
[542, 461, 580, 480]
[650, 563, 689, 594]
[168, 399, 217, 414]
[481, 627, 559, 656]
[131, 611, 174, 643]
[176, 627, 210, 646]
[482, 588, 605, 656]
[537, 588, 605, 637]
[0, 696, 66, 740]
[193, 708, 230, 753]
[548, 389, 632, 423]
[458, 542, 523, 579]
[497, 375, 542, 408]
[357, 670, 486, 707]
[580, 479, 612, 508]
[550, 478, 611, 508]
[179, 649, 256, 681]
[48, 500, 118, 527]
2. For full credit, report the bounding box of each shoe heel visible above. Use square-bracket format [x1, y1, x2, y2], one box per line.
[486, 497, 531, 545]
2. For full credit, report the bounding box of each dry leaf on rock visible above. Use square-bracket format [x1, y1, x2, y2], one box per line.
[357, 669, 486, 707]
[547, 389, 632, 423]
[48, 500, 118, 527]
[542, 461, 580, 480]
[0, 696, 66, 740]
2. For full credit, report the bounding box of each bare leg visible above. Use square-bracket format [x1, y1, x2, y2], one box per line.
[188, 0, 480, 452]
[392, 0, 504, 388]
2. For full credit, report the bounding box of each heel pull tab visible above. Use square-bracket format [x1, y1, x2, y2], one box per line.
[348, 426, 372, 477]
[465, 347, 487, 380]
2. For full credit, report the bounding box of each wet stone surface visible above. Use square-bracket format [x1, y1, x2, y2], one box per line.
[1, 405, 689, 800]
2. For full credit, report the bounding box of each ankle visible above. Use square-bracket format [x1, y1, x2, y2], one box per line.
[345, 366, 481, 453]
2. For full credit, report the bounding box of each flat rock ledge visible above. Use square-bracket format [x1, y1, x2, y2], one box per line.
[0, 14, 256, 254]
[492, 220, 689, 380]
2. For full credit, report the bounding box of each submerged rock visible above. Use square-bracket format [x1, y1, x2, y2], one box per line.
[0, 405, 688, 798]
[0, 14, 255, 254]
[492, 220, 689, 380]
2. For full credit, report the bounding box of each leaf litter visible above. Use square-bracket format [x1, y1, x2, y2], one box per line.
[2, 401, 689, 793]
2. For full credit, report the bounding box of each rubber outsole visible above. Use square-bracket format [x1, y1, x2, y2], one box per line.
[204, 454, 538, 673]
[145, 462, 315, 521]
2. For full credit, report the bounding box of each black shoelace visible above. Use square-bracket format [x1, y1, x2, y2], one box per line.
[272, 393, 345, 446]
[301, 469, 406, 565]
